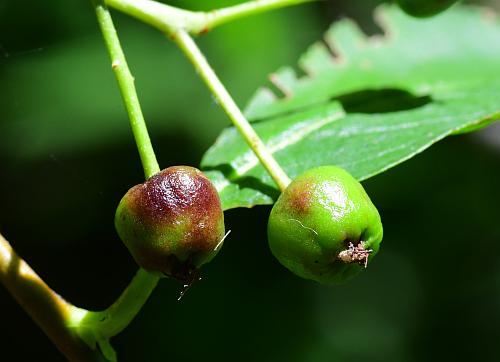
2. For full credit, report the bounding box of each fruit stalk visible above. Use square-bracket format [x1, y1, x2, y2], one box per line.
[69, 0, 163, 347]
[93, 0, 160, 179]
[173, 29, 291, 192]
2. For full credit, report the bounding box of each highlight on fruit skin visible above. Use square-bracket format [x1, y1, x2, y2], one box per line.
[267, 166, 383, 285]
[396, 0, 458, 17]
[115, 166, 225, 283]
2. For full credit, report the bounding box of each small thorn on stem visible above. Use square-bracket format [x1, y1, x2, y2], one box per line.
[338, 242, 373, 268]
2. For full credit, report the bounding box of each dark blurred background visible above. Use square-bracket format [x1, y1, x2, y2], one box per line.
[1, 0, 500, 361]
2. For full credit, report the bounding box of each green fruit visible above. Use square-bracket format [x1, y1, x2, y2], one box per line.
[267, 166, 383, 285]
[396, 0, 458, 17]
[115, 166, 225, 282]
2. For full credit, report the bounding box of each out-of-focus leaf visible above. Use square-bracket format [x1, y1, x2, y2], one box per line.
[0, 5, 318, 159]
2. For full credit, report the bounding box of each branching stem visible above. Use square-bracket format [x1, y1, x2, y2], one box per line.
[0, 0, 315, 360]
[70, 269, 159, 342]
[105, 0, 315, 36]
[72, 0, 162, 354]
[0, 233, 105, 361]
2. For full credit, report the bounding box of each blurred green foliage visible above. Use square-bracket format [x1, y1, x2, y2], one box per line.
[1, 0, 500, 361]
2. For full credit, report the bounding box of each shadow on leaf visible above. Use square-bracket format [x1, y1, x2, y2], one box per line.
[203, 164, 280, 202]
[249, 88, 433, 124]
[335, 88, 432, 114]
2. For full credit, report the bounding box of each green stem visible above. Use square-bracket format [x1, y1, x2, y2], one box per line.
[105, 0, 315, 36]
[80, 0, 161, 345]
[1, 1, 310, 360]
[105, 0, 200, 36]
[93, 0, 160, 179]
[173, 30, 291, 191]
[71, 269, 159, 339]
[0, 233, 105, 361]
[201, 0, 316, 32]
[0, 228, 159, 361]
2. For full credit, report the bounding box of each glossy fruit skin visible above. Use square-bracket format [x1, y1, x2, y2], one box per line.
[115, 166, 225, 282]
[397, 0, 458, 18]
[267, 166, 383, 285]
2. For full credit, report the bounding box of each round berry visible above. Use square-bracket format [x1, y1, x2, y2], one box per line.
[267, 166, 383, 285]
[115, 166, 225, 282]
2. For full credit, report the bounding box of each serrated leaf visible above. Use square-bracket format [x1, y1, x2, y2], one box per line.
[202, 5, 500, 210]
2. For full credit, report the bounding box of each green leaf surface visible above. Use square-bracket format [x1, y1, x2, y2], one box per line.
[202, 5, 500, 210]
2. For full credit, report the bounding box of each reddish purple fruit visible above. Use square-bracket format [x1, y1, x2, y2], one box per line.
[115, 166, 225, 282]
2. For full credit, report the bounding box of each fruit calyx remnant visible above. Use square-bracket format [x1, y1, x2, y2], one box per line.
[337, 241, 373, 268]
